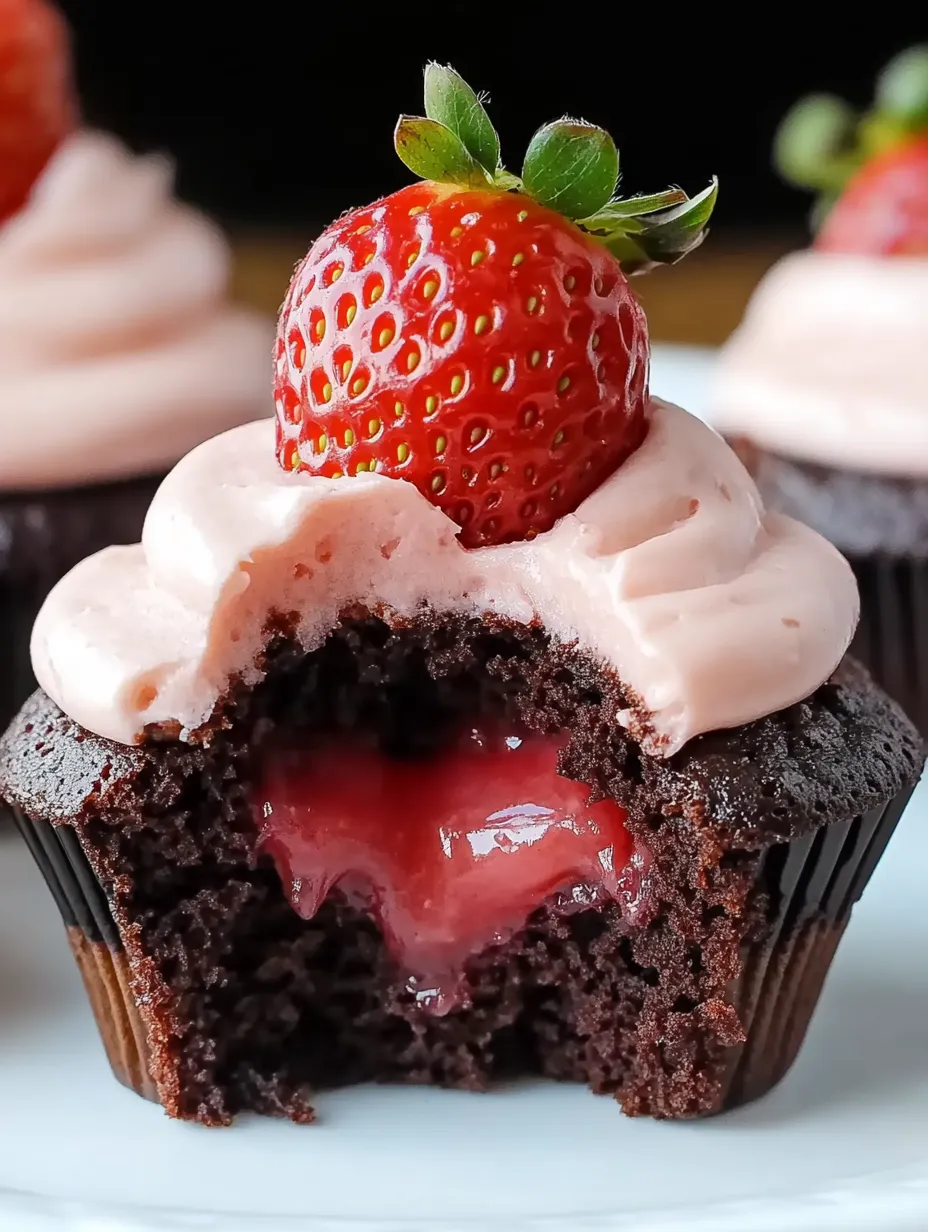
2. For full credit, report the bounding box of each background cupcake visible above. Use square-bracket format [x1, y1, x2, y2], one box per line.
[0, 0, 273, 728]
[712, 46, 928, 731]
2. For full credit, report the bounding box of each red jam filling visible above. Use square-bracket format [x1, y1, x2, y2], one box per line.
[255, 725, 650, 1012]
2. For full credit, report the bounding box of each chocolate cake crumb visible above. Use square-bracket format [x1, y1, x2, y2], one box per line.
[0, 615, 922, 1124]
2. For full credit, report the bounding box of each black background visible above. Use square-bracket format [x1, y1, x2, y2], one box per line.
[57, 3, 926, 235]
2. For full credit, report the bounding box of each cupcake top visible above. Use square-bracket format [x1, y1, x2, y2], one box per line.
[712, 250, 928, 476]
[714, 47, 928, 475]
[0, 130, 273, 491]
[27, 67, 858, 757]
[29, 398, 857, 756]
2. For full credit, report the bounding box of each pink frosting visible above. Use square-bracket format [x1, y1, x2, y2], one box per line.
[30, 399, 858, 756]
[713, 251, 928, 476]
[0, 131, 274, 491]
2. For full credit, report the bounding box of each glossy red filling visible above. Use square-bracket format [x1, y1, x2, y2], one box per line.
[255, 725, 650, 1012]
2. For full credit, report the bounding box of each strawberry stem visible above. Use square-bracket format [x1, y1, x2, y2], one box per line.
[394, 63, 717, 275]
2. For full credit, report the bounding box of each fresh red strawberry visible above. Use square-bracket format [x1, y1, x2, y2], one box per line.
[275, 65, 716, 548]
[0, 0, 77, 224]
[774, 46, 928, 252]
[276, 184, 649, 547]
[816, 136, 928, 254]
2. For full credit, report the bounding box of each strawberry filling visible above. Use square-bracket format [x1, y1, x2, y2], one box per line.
[255, 724, 649, 1012]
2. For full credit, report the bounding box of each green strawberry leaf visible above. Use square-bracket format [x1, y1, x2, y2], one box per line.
[875, 44, 928, 128]
[522, 119, 619, 219]
[423, 63, 501, 173]
[392, 64, 716, 274]
[581, 188, 687, 228]
[641, 178, 719, 244]
[394, 116, 493, 188]
[773, 94, 859, 192]
[588, 178, 719, 275]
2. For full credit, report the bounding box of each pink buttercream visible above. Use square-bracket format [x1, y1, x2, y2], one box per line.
[30, 399, 858, 755]
[713, 250, 928, 475]
[0, 130, 274, 490]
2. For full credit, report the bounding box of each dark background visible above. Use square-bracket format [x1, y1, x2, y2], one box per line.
[57, 4, 925, 237]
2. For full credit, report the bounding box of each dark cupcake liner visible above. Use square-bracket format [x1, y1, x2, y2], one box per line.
[0, 580, 43, 741]
[10, 787, 914, 1116]
[0, 474, 162, 738]
[847, 553, 928, 736]
[720, 784, 912, 1109]
[10, 807, 157, 1101]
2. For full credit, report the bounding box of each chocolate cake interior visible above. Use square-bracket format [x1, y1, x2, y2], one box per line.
[4, 616, 920, 1125]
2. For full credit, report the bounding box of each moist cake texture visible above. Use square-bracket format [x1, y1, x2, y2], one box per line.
[2, 614, 919, 1124]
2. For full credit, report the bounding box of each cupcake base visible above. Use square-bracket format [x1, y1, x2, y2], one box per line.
[1, 617, 922, 1124]
[9, 784, 913, 1118]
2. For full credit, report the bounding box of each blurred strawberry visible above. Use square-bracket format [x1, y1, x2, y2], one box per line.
[774, 44, 928, 249]
[0, 0, 77, 224]
[816, 136, 928, 254]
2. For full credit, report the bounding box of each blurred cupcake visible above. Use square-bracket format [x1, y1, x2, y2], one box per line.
[713, 46, 928, 730]
[0, 2, 273, 728]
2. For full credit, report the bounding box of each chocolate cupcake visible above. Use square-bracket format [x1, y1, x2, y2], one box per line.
[1, 66, 922, 1126]
[0, 129, 273, 730]
[713, 47, 928, 730]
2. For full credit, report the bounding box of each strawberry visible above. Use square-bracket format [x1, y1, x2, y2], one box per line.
[275, 65, 716, 548]
[0, 0, 77, 224]
[774, 44, 928, 251]
[816, 137, 928, 254]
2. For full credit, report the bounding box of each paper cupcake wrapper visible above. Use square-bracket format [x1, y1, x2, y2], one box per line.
[10, 807, 157, 1101]
[10, 785, 914, 1117]
[849, 553, 928, 736]
[720, 785, 912, 1109]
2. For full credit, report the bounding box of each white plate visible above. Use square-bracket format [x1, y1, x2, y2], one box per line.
[1, 344, 927, 1232]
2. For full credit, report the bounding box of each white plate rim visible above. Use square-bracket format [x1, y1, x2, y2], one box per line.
[3, 1164, 928, 1232]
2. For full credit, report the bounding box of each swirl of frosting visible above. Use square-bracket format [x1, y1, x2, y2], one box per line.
[712, 251, 928, 476]
[30, 399, 858, 754]
[0, 130, 274, 490]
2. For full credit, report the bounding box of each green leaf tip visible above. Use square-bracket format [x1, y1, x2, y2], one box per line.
[773, 44, 928, 234]
[522, 118, 618, 220]
[394, 64, 716, 273]
[423, 63, 500, 173]
[579, 178, 719, 276]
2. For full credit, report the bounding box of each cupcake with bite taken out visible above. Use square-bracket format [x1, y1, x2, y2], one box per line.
[0, 0, 273, 730]
[0, 65, 922, 1125]
[713, 46, 928, 731]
